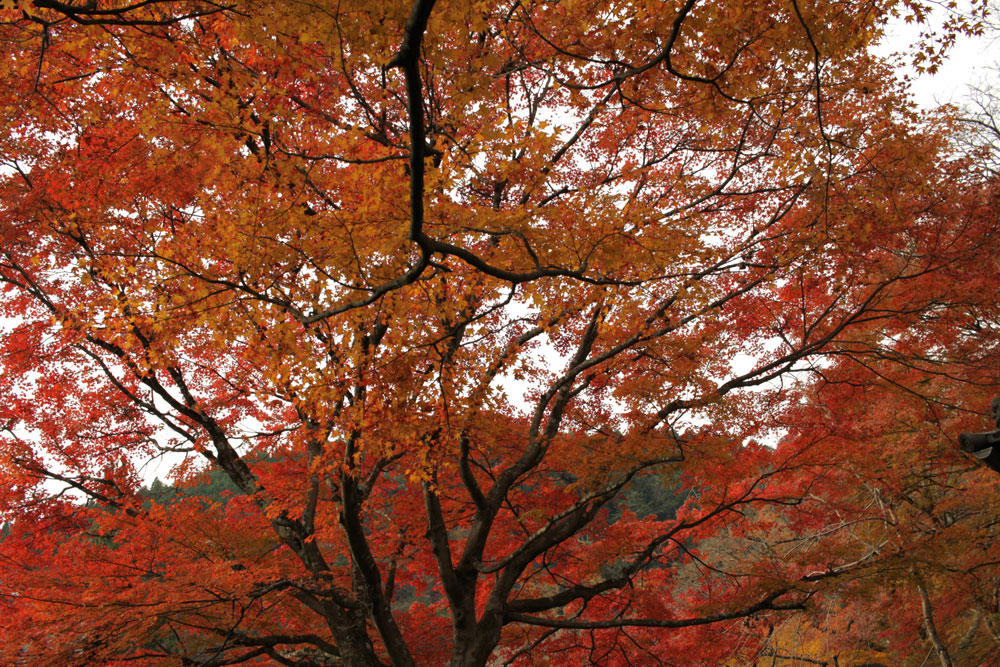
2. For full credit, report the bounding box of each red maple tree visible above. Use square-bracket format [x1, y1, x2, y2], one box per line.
[0, 1, 996, 665]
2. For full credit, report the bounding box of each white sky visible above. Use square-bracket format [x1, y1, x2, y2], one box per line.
[877, 7, 998, 109]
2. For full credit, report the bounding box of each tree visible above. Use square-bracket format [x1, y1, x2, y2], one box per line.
[749, 14, 1000, 666]
[0, 0, 996, 665]
[959, 9, 1000, 174]
[753, 352, 1000, 666]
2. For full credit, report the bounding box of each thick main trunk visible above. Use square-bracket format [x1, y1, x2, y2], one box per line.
[449, 604, 505, 667]
[323, 605, 387, 667]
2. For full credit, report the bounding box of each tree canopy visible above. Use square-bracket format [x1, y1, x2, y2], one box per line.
[0, 0, 998, 665]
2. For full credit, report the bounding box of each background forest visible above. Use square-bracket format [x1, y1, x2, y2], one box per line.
[1, 0, 999, 665]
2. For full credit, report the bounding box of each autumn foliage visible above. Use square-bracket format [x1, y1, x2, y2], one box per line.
[0, 0, 998, 665]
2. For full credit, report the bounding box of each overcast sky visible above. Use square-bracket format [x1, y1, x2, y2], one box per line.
[877, 7, 998, 109]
